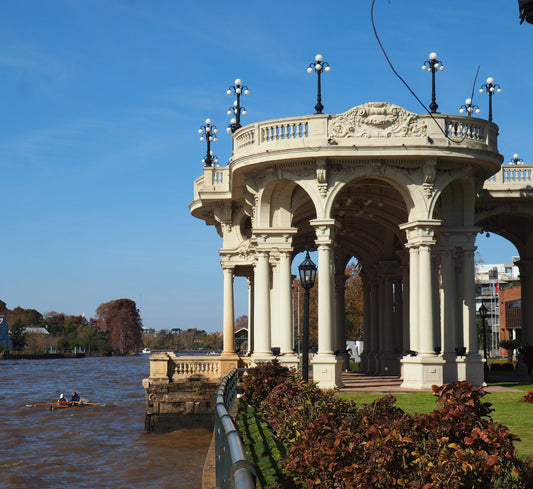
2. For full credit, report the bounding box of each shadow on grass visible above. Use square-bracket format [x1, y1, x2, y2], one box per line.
[236, 405, 293, 488]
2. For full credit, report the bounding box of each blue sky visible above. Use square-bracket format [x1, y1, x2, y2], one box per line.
[1, 1, 530, 332]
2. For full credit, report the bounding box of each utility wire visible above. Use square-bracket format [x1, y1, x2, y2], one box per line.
[370, 0, 472, 144]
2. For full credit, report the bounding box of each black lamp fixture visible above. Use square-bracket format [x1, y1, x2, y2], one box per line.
[519, 0, 533, 24]
[459, 98, 480, 117]
[478, 302, 489, 380]
[421, 52, 444, 113]
[226, 78, 250, 134]
[510, 153, 525, 164]
[479, 77, 502, 122]
[307, 54, 331, 114]
[198, 118, 219, 167]
[298, 251, 317, 381]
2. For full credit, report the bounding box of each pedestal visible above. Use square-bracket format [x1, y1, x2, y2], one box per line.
[312, 353, 342, 389]
[401, 354, 446, 390]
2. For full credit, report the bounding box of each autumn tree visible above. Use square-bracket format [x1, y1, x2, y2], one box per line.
[344, 261, 364, 340]
[96, 298, 143, 354]
[291, 261, 364, 351]
[235, 315, 248, 330]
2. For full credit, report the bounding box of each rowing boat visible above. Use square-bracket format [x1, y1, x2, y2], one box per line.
[26, 400, 100, 408]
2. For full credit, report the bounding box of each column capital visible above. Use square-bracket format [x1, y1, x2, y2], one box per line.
[252, 228, 297, 250]
[400, 219, 441, 247]
[310, 219, 339, 245]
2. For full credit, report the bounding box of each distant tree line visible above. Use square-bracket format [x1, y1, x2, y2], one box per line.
[143, 327, 223, 351]
[0, 298, 143, 355]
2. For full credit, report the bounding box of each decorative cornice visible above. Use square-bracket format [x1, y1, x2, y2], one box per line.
[329, 102, 428, 139]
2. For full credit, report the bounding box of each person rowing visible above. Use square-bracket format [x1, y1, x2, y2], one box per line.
[71, 392, 80, 403]
[57, 393, 70, 407]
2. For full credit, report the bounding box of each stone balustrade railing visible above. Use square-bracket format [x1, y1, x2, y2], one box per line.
[172, 357, 221, 381]
[484, 164, 533, 186]
[192, 109, 502, 200]
[145, 352, 248, 385]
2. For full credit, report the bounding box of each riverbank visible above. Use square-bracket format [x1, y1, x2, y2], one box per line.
[0, 352, 86, 360]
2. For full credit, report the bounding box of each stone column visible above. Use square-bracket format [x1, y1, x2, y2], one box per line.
[407, 245, 420, 353]
[440, 248, 457, 356]
[462, 246, 478, 355]
[278, 250, 298, 368]
[418, 244, 435, 355]
[247, 277, 254, 355]
[317, 243, 335, 355]
[393, 278, 403, 354]
[517, 259, 533, 348]
[400, 256, 410, 355]
[369, 276, 380, 374]
[456, 229, 483, 385]
[335, 272, 349, 370]
[252, 251, 273, 362]
[310, 219, 341, 388]
[361, 272, 371, 372]
[400, 220, 445, 389]
[270, 260, 280, 350]
[222, 265, 236, 355]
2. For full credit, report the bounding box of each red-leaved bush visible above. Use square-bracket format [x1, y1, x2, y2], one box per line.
[240, 362, 533, 488]
[522, 390, 533, 403]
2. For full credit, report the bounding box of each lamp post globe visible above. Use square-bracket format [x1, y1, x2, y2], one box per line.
[422, 51, 444, 113]
[198, 118, 219, 167]
[226, 78, 250, 133]
[479, 77, 502, 122]
[307, 54, 331, 114]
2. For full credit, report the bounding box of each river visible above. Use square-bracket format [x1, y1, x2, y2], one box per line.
[0, 355, 212, 489]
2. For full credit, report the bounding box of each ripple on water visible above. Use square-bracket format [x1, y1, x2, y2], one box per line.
[0, 356, 211, 489]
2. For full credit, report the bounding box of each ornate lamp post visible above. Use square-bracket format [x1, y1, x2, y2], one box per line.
[479, 77, 502, 122]
[519, 0, 533, 24]
[298, 251, 317, 381]
[478, 302, 489, 380]
[510, 153, 525, 164]
[307, 54, 331, 114]
[198, 118, 218, 167]
[459, 98, 480, 116]
[421, 52, 444, 113]
[226, 78, 250, 134]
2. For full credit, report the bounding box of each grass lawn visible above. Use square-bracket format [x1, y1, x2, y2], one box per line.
[338, 381, 533, 459]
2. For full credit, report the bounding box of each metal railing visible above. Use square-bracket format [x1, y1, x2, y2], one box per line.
[215, 369, 256, 489]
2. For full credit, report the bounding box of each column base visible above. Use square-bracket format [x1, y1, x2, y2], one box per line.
[360, 352, 369, 373]
[441, 352, 459, 384]
[456, 353, 485, 385]
[219, 353, 240, 377]
[278, 353, 300, 371]
[251, 352, 275, 364]
[381, 352, 401, 376]
[312, 353, 343, 389]
[401, 354, 446, 390]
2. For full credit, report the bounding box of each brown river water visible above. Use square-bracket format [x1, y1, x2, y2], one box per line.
[0, 355, 212, 489]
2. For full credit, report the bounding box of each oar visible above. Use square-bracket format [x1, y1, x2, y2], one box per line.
[26, 402, 55, 408]
[76, 401, 100, 406]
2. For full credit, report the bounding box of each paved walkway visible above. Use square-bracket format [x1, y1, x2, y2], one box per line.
[340, 371, 527, 393]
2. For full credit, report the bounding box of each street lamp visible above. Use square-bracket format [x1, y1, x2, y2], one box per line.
[519, 0, 533, 24]
[510, 153, 525, 164]
[479, 302, 489, 380]
[298, 251, 317, 381]
[307, 54, 331, 114]
[226, 78, 250, 134]
[479, 77, 502, 122]
[198, 118, 219, 167]
[459, 98, 480, 116]
[421, 52, 444, 113]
